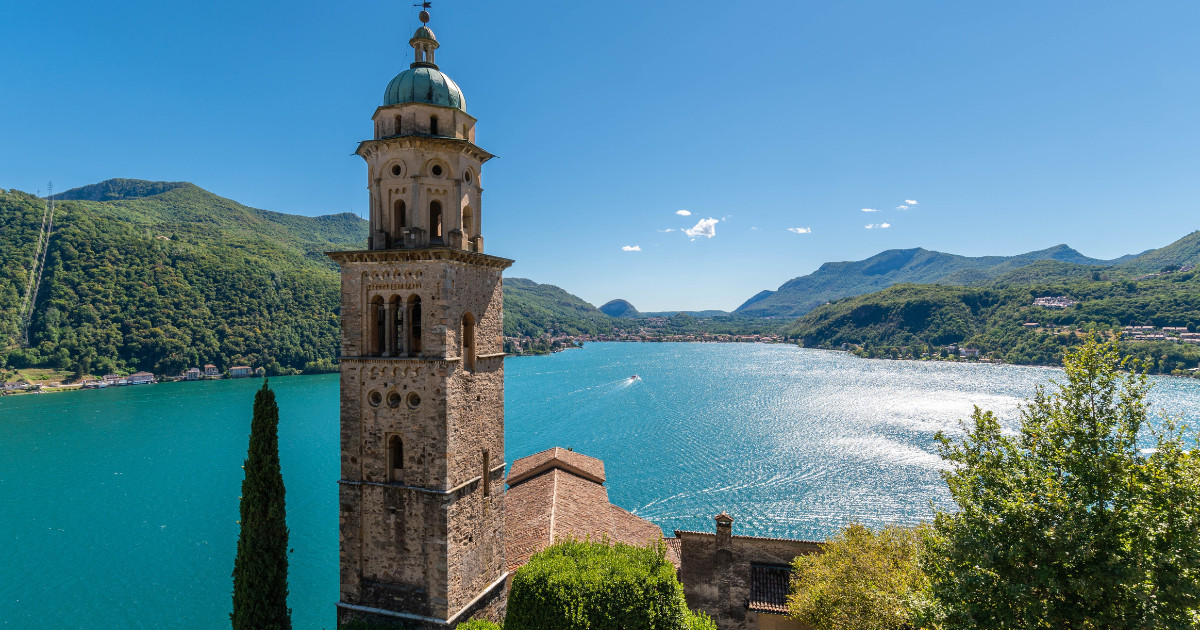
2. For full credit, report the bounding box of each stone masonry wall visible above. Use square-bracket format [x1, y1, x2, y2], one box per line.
[676, 527, 819, 630]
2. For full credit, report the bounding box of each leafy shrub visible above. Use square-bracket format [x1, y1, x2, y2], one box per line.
[455, 621, 502, 630]
[788, 523, 931, 630]
[506, 538, 708, 630]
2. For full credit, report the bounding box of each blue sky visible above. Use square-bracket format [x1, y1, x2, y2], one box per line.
[3, 1, 1200, 311]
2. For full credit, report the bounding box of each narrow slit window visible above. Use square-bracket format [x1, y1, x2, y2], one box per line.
[482, 448, 491, 497]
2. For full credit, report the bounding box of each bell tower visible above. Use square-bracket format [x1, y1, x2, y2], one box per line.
[330, 9, 511, 628]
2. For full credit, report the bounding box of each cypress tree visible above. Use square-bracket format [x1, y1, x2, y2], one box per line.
[231, 380, 291, 630]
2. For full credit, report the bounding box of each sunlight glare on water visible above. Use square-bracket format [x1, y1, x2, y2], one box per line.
[2, 342, 1199, 629]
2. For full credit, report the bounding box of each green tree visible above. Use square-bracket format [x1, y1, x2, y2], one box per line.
[506, 539, 715, 630]
[926, 336, 1200, 629]
[231, 380, 291, 630]
[456, 621, 502, 630]
[788, 523, 931, 630]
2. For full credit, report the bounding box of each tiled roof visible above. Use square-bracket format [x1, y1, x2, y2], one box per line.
[747, 564, 792, 615]
[662, 536, 682, 569]
[508, 447, 605, 486]
[504, 448, 664, 573]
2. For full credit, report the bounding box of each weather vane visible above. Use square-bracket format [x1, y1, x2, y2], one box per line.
[413, 1, 432, 23]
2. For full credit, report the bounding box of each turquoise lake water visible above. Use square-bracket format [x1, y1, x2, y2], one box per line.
[3, 342, 1200, 629]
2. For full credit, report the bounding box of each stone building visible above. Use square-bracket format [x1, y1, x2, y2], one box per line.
[330, 11, 511, 628]
[675, 514, 820, 630]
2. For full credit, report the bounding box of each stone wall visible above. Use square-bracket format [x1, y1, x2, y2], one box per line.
[676, 516, 820, 630]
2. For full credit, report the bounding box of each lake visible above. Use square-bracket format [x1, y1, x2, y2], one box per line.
[3, 342, 1199, 629]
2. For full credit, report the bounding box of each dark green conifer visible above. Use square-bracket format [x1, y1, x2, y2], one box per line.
[231, 380, 291, 630]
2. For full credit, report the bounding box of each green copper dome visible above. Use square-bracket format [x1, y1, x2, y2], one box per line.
[382, 66, 466, 112]
[381, 22, 466, 112]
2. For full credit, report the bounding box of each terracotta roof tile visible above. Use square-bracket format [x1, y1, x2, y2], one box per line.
[504, 448, 662, 573]
[747, 564, 792, 615]
[508, 447, 605, 487]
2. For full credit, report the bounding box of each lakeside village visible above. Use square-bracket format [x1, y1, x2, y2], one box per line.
[504, 322, 787, 355]
[1, 362, 264, 395]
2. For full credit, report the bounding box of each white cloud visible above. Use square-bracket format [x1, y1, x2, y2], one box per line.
[865, 223, 891, 229]
[881, 222, 891, 228]
[621, 245, 641, 252]
[862, 208, 879, 213]
[657, 228, 675, 233]
[788, 227, 812, 234]
[675, 209, 692, 216]
[896, 205, 909, 210]
[905, 199, 918, 205]
[684, 217, 719, 239]
[750, 226, 759, 231]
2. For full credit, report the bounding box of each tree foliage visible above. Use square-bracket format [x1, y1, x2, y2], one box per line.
[455, 621, 502, 630]
[926, 336, 1200, 628]
[788, 523, 931, 630]
[506, 539, 715, 630]
[231, 380, 291, 630]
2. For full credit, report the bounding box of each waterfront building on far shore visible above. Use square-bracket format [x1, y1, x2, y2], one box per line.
[203, 364, 220, 377]
[228, 366, 253, 378]
[128, 372, 155, 385]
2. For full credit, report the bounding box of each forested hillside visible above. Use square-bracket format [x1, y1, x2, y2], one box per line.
[788, 269, 1200, 373]
[0, 181, 625, 377]
[503, 278, 617, 337]
[1, 182, 364, 376]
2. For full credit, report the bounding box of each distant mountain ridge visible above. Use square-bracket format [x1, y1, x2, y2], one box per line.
[49, 179, 191, 202]
[735, 244, 1120, 318]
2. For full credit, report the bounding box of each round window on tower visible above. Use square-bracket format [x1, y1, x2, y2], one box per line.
[391, 164, 402, 177]
[431, 164, 443, 177]
[387, 391, 402, 408]
[368, 391, 383, 407]
[407, 392, 421, 409]
[464, 170, 473, 183]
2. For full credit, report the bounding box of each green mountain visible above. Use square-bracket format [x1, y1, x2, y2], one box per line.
[599, 299, 640, 318]
[787, 269, 1200, 374]
[735, 245, 1115, 318]
[1, 180, 365, 376]
[1114, 230, 1200, 273]
[0, 180, 621, 376]
[503, 278, 616, 337]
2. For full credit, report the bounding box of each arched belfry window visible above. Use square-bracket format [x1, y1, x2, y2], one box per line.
[371, 296, 386, 356]
[408, 295, 422, 355]
[429, 115, 439, 136]
[429, 200, 443, 244]
[392, 199, 406, 241]
[390, 295, 404, 355]
[462, 206, 474, 238]
[388, 435, 403, 482]
[462, 313, 476, 372]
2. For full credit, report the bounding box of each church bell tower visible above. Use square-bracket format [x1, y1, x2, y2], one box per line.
[330, 9, 511, 627]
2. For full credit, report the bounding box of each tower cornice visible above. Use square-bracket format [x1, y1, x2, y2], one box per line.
[327, 247, 513, 269]
[355, 135, 495, 163]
